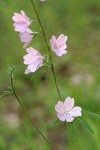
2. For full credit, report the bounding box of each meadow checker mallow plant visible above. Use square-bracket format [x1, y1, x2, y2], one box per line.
[50, 34, 68, 56]
[5, 0, 99, 149]
[55, 97, 82, 122]
[23, 47, 44, 74]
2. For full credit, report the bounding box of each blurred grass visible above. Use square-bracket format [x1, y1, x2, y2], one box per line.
[0, 0, 100, 150]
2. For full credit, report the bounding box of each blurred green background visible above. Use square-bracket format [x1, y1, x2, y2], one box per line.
[0, 0, 100, 149]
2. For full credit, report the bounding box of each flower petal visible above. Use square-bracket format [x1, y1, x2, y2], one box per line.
[25, 68, 31, 74]
[28, 60, 43, 72]
[57, 113, 66, 121]
[50, 35, 56, 46]
[26, 47, 38, 55]
[56, 34, 68, 45]
[65, 114, 74, 122]
[23, 42, 30, 48]
[55, 101, 65, 113]
[69, 107, 82, 117]
[55, 49, 67, 57]
[64, 97, 74, 111]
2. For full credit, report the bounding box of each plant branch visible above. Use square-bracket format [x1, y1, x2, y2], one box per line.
[30, 0, 61, 100]
[10, 73, 56, 150]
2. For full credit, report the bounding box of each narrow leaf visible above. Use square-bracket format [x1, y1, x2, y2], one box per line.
[83, 110, 100, 119]
[49, 119, 60, 128]
[0, 93, 8, 98]
[78, 117, 94, 134]
[70, 122, 76, 140]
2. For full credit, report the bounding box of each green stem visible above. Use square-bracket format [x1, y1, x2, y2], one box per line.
[30, 0, 61, 100]
[10, 74, 56, 150]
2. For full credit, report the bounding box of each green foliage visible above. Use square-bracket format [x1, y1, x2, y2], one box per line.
[83, 110, 100, 119]
[70, 122, 76, 140]
[78, 117, 94, 134]
[49, 119, 61, 128]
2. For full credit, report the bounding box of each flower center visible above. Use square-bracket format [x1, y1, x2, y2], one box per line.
[64, 110, 69, 115]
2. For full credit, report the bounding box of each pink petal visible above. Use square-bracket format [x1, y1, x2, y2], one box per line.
[50, 35, 56, 46]
[64, 97, 74, 111]
[26, 28, 33, 34]
[69, 107, 82, 117]
[23, 55, 39, 64]
[12, 13, 25, 22]
[26, 47, 38, 55]
[19, 32, 33, 42]
[28, 60, 43, 72]
[59, 43, 67, 50]
[56, 34, 68, 45]
[25, 68, 31, 74]
[55, 49, 67, 57]
[57, 113, 66, 121]
[23, 42, 30, 48]
[65, 114, 74, 122]
[14, 23, 28, 33]
[21, 10, 30, 21]
[55, 101, 65, 113]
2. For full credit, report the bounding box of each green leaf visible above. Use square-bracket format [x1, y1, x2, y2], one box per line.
[70, 122, 76, 140]
[0, 93, 8, 98]
[78, 117, 94, 134]
[83, 110, 100, 119]
[49, 119, 60, 128]
[7, 66, 15, 76]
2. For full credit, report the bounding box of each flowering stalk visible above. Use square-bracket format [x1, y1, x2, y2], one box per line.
[30, 0, 61, 100]
[10, 69, 56, 150]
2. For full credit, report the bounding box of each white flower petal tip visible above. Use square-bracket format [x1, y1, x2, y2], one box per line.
[55, 97, 82, 122]
[12, 10, 32, 33]
[50, 34, 68, 56]
[23, 47, 44, 74]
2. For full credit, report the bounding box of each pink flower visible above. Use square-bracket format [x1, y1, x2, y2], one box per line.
[23, 47, 44, 74]
[12, 10, 32, 33]
[19, 29, 33, 48]
[50, 34, 68, 56]
[55, 97, 82, 122]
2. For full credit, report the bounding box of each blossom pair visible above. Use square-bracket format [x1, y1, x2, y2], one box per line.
[12, 10, 33, 48]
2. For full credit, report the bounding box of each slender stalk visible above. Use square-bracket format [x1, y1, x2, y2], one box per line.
[10, 74, 56, 150]
[30, 0, 61, 100]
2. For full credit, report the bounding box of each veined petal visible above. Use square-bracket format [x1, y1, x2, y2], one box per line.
[59, 43, 67, 50]
[23, 55, 40, 64]
[56, 34, 68, 45]
[14, 23, 28, 33]
[65, 114, 74, 122]
[50, 35, 56, 46]
[28, 60, 43, 72]
[26, 47, 38, 55]
[21, 10, 30, 22]
[69, 107, 82, 117]
[55, 49, 67, 57]
[55, 101, 65, 113]
[64, 97, 74, 111]
[57, 113, 66, 121]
